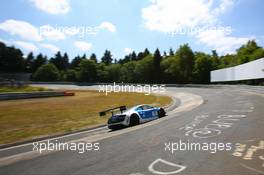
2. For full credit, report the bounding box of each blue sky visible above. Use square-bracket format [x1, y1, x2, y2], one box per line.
[0, 0, 264, 60]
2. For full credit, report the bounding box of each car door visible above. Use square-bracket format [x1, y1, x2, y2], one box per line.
[141, 105, 157, 120]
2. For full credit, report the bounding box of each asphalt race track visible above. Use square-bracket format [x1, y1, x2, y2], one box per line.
[0, 85, 263, 175]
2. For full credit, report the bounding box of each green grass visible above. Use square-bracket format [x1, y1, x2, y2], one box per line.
[0, 86, 48, 93]
[0, 90, 172, 145]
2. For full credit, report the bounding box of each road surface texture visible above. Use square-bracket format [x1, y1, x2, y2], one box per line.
[0, 85, 263, 175]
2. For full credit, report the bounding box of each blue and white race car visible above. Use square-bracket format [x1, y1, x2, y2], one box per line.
[99, 105, 166, 130]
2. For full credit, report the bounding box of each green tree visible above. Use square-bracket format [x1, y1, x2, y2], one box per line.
[169, 48, 174, 56]
[153, 48, 162, 83]
[97, 63, 108, 82]
[105, 64, 122, 82]
[82, 54, 87, 59]
[70, 55, 84, 69]
[134, 55, 154, 83]
[237, 40, 264, 64]
[120, 61, 136, 82]
[118, 55, 131, 64]
[211, 50, 219, 70]
[32, 53, 47, 73]
[25, 52, 34, 73]
[101, 50, 112, 65]
[0, 43, 24, 72]
[50, 51, 69, 70]
[193, 52, 212, 84]
[219, 54, 237, 68]
[143, 48, 150, 56]
[65, 69, 77, 81]
[163, 51, 167, 58]
[33, 63, 60, 81]
[136, 52, 145, 61]
[131, 51, 137, 61]
[134, 49, 150, 61]
[175, 44, 195, 83]
[90, 53, 97, 63]
[79, 59, 97, 82]
[161, 56, 180, 83]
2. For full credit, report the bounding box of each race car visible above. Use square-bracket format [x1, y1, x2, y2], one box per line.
[99, 105, 166, 130]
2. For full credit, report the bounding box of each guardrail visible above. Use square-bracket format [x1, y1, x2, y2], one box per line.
[30, 82, 226, 88]
[0, 91, 74, 100]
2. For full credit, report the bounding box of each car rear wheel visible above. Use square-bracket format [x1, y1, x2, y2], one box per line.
[158, 108, 166, 118]
[129, 114, 139, 126]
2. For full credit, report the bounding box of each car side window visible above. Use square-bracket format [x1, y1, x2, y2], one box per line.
[136, 106, 143, 111]
[142, 105, 153, 110]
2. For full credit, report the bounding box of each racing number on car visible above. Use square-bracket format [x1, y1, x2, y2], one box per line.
[152, 111, 158, 117]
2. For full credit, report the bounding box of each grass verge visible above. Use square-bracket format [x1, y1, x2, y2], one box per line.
[0, 90, 171, 145]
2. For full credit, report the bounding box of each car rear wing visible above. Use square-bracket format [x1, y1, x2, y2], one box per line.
[99, 106, 127, 116]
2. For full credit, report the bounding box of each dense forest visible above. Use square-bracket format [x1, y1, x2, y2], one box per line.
[0, 40, 264, 84]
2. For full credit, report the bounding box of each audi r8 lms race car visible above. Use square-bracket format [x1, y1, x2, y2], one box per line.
[99, 105, 166, 130]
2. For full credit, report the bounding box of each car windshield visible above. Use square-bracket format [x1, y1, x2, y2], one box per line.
[135, 105, 153, 110]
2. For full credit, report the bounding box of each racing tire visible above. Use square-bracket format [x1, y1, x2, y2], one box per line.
[158, 108, 166, 118]
[129, 114, 140, 126]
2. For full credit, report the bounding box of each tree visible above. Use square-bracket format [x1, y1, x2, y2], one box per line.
[96, 63, 108, 82]
[136, 52, 145, 61]
[79, 59, 97, 82]
[161, 56, 180, 83]
[0, 43, 24, 72]
[163, 51, 167, 57]
[143, 48, 150, 56]
[118, 55, 131, 64]
[105, 64, 121, 82]
[65, 69, 77, 81]
[120, 61, 136, 82]
[134, 55, 154, 83]
[101, 50, 112, 65]
[153, 48, 162, 83]
[169, 48, 174, 56]
[32, 53, 47, 73]
[82, 54, 87, 59]
[175, 44, 195, 83]
[131, 51, 137, 61]
[33, 63, 60, 81]
[90, 53, 97, 63]
[219, 54, 237, 68]
[237, 40, 264, 64]
[70, 55, 84, 69]
[193, 52, 212, 84]
[135, 48, 151, 61]
[62, 53, 70, 69]
[25, 52, 34, 73]
[50, 51, 69, 70]
[211, 50, 219, 70]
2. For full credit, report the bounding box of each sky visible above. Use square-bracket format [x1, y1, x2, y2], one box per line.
[0, 0, 263, 60]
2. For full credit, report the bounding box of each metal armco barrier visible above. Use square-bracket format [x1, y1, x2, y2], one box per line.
[0, 91, 74, 100]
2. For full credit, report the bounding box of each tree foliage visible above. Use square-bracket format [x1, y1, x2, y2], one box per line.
[78, 59, 97, 82]
[33, 63, 60, 81]
[101, 50, 112, 65]
[0, 40, 263, 84]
